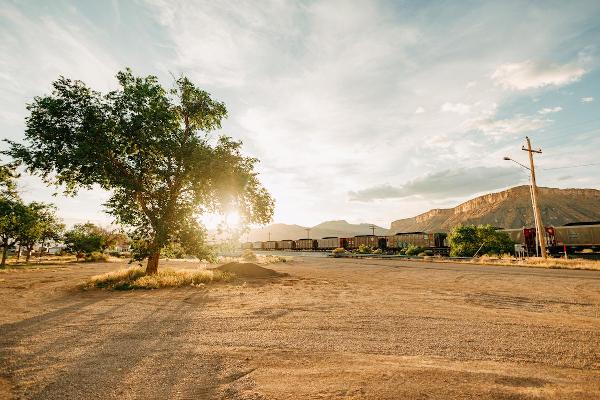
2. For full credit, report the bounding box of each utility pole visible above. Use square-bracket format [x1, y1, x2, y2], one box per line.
[305, 228, 310, 239]
[369, 224, 376, 236]
[268, 232, 271, 241]
[522, 136, 548, 259]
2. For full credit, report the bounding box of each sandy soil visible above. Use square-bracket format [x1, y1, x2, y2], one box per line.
[1, 258, 599, 399]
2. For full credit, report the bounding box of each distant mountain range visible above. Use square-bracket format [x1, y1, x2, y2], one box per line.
[243, 185, 600, 241]
[391, 185, 600, 232]
[245, 220, 389, 242]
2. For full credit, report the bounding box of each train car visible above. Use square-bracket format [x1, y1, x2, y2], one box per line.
[316, 237, 342, 250]
[241, 242, 253, 250]
[501, 223, 600, 255]
[278, 240, 296, 250]
[387, 232, 434, 249]
[295, 238, 317, 250]
[263, 241, 279, 250]
[552, 223, 600, 253]
[353, 235, 386, 249]
[341, 237, 354, 249]
[252, 241, 264, 250]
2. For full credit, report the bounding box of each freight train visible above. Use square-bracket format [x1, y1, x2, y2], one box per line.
[242, 231, 449, 255]
[241, 222, 600, 256]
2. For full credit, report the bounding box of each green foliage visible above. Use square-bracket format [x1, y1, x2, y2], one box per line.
[16, 202, 64, 261]
[64, 223, 105, 255]
[0, 163, 19, 199]
[405, 245, 423, 256]
[7, 69, 274, 273]
[448, 224, 514, 257]
[0, 197, 26, 266]
[372, 248, 383, 254]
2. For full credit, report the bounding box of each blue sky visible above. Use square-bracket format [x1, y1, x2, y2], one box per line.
[1, 0, 599, 228]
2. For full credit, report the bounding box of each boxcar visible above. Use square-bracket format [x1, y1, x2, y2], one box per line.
[252, 241, 263, 250]
[316, 237, 341, 250]
[295, 238, 317, 250]
[278, 240, 296, 250]
[241, 242, 253, 250]
[264, 240, 278, 250]
[353, 235, 386, 249]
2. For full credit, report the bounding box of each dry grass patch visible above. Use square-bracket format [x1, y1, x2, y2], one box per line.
[218, 250, 291, 265]
[83, 267, 234, 290]
[468, 256, 600, 271]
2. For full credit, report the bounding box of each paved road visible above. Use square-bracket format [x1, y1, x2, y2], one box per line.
[1, 258, 599, 399]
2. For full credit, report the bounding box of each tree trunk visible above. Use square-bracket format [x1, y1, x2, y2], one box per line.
[146, 251, 160, 275]
[1, 245, 8, 268]
[26, 246, 32, 263]
[17, 245, 21, 261]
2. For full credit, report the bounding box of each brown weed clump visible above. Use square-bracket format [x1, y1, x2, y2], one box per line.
[83, 267, 233, 290]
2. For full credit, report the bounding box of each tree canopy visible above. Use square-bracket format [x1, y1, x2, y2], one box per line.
[447, 224, 514, 257]
[6, 69, 274, 273]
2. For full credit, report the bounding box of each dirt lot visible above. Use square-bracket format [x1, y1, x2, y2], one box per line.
[1, 257, 599, 399]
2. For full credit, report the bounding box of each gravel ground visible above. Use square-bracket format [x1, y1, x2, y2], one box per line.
[1, 258, 599, 399]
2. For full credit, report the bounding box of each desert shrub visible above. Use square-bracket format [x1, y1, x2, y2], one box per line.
[424, 249, 434, 256]
[398, 247, 407, 255]
[242, 249, 258, 262]
[332, 247, 346, 258]
[108, 251, 122, 257]
[373, 248, 383, 254]
[357, 244, 372, 254]
[83, 267, 233, 290]
[405, 245, 423, 256]
[84, 251, 109, 262]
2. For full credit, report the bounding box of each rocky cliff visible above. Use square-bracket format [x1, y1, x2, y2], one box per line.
[391, 186, 600, 232]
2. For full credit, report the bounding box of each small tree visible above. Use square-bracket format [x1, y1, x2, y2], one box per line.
[6, 69, 274, 273]
[64, 223, 105, 257]
[448, 224, 514, 257]
[16, 202, 63, 262]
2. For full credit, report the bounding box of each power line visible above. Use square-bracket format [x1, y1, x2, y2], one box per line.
[540, 162, 600, 171]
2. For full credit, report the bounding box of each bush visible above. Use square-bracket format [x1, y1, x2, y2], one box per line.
[332, 248, 346, 258]
[373, 248, 383, 254]
[357, 244, 372, 254]
[109, 251, 122, 257]
[424, 249, 434, 256]
[84, 251, 109, 262]
[405, 245, 423, 256]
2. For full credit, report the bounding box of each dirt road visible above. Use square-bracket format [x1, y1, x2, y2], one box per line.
[1, 258, 599, 399]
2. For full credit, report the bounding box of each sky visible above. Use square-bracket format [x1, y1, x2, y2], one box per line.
[1, 0, 599, 229]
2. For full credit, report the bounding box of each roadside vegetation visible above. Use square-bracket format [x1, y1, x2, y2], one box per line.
[83, 266, 233, 290]
[447, 225, 513, 257]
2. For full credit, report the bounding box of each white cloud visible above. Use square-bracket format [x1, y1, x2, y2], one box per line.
[441, 102, 471, 114]
[470, 114, 548, 136]
[538, 106, 562, 114]
[581, 97, 594, 103]
[466, 81, 477, 88]
[415, 106, 425, 114]
[491, 60, 585, 90]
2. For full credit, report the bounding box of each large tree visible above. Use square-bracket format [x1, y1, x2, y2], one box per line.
[6, 69, 274, 273]
[448, 224, 514, 257]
